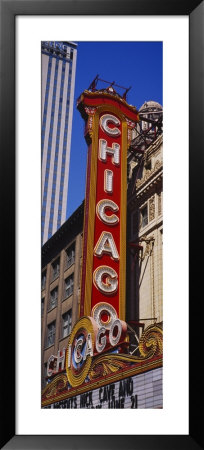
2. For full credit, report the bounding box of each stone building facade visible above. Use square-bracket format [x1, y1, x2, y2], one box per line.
[127, 133, 163, 334]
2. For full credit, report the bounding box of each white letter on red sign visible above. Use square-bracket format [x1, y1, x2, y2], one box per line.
[100, 114, 121, 137]
[104, 169, 113, 193]
[83, 333, 93, 360]
[109, 319, 122, 346]
[96, 327, 106, 353]
[96, 199, 119, 226]
[94, 231, 119, 260]
[99, 139, 120, 166]
[93, 266, 118, 294]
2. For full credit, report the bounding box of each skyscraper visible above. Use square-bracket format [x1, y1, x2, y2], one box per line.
[41, 41, 77, 244]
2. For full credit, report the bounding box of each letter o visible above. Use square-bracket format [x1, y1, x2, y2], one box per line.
[109, 319, 122, 346]
[91, 302, 118, 330]
[96, 327, 107, 353]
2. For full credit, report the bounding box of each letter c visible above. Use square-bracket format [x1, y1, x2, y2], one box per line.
[100, 114, 121, 137]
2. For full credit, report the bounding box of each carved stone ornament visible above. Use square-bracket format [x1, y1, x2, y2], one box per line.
[149, 195, 155, 221]
[140, 235, 155, 260]
[158, 192, 162, 216]
[42, 374, 68, 402]
[142, 241, 152, 259]
[136, 159, 162, 189]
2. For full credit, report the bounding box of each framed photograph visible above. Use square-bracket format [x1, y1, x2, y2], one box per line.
[1, 1, 203, 449]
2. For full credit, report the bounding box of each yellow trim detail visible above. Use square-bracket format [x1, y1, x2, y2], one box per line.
[66, 316, 95, 387]
[119, 121, 127, 321]
[42, 357, 163, 406]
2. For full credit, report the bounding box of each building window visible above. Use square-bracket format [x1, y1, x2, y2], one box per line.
[51, 258, 60, 281]
[41, 298, 45, 316]
[49, 287, 58, 310]
[47, 321, 56, 347]
[62, 310, 72, 338]
[65, 244, 75, 270]
[140, 205, 148, 228]
[41, 271, 46, 290]
[64, 274, 74, 299]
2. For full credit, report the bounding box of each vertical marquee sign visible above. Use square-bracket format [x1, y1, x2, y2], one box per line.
[42, 87, 163, 401]
[77, 88, 139, 323]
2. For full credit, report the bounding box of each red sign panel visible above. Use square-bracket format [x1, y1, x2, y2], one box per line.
[92, 111, 122, 315]
[77, 90, 139, 322]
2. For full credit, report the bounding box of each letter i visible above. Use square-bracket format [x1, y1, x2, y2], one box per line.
[104, 169, 113, 193]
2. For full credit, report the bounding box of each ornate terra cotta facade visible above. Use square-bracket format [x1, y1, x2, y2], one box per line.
[127, 129, 163, 332]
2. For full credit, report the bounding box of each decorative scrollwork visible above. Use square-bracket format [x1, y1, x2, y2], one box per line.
[42, 374, 68, 401]
[85, 323, 162, 381]
[89, 358, 128, 380]
[139, 323, 163, 358]
[42, 325, 163, 402]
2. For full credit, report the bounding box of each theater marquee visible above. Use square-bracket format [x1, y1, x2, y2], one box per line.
[42, 87, 163, 408]
[43, 367, 163, 409]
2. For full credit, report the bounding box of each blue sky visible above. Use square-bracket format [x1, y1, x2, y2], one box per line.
[66, 41, 163, 218]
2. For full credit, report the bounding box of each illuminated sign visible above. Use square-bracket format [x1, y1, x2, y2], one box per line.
[41, 88, 163, 408]
[77, 89, 139, 323]
[62, 89, 139, 389]
[42, 323, 163, 406]
[47, 349, 66, 377]
[66, 310, 128, 387]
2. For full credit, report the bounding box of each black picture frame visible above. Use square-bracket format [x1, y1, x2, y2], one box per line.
[0, 1, 203, 449]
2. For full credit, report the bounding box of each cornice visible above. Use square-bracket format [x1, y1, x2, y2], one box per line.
[42, 201, 84, 258]
[127, 163, 163, 208]
[136, 159, 163, 191]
